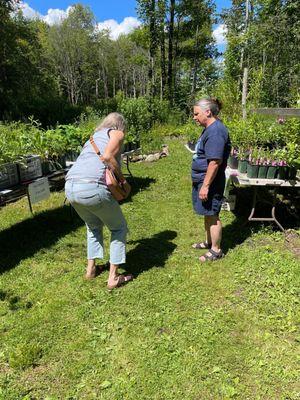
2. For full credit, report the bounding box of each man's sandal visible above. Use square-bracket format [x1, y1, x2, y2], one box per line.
[192, 241, 212, 250]
[107, 274, 133, 290]
[199, 249, 224, 262]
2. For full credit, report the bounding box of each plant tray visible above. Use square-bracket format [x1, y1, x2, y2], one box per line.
[0, 162, 19, 190]
[18, 155, 43, 183]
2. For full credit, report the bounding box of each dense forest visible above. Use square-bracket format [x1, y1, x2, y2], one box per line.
[0, 0, 299, 126]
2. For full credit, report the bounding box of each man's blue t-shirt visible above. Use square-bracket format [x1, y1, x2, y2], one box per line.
[191, 119, 231, 184]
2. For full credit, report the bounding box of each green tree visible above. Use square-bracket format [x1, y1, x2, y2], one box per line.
[47, 4, 96, 105]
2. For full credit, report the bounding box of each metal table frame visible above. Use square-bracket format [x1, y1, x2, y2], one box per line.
[122, 148, 141, 178]
[225, 167, 300, 231]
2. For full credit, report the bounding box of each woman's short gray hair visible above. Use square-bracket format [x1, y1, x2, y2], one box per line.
[194, 97, 222, 117]
[95, 112, 126, 132]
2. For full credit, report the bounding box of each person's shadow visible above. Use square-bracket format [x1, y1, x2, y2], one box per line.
[125, 230, 177, 277]
[220, 185, 299, 254]
[0, 205, 83, 275]
[122, 176, 156, 202]
[0, 175, 156, 275]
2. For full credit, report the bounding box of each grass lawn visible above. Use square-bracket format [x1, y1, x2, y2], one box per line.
[0, 139, 299, 400]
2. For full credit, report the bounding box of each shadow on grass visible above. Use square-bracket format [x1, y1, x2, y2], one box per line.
[222, 215, 260, 254]
[221, 185, 300, 253]
[125, 230, 177, 277]
[0, 176, 156, 275]
[0, 205, 83, 275]
[122, 176, 156, 203]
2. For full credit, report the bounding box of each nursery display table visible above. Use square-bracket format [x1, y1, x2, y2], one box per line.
[122, 148, 141, 178]
[0, 169, 69, 212]
[225, 167, 300, 231]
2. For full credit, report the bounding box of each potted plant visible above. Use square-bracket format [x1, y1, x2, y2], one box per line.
[272, 148, 288, 180]
[247, 147, 260, 178]
[228, 148, 238, 169]
[266, 150, 278, 179]
[285, 143, 300, 180]
[237, 146, 249, 173]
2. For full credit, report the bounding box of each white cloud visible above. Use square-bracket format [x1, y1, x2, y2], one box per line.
[18, 2, 41, 20]
[16, 2, 141, 36]
[97, 17, 141, 40]
[43, 7, 73, 26]
[213, 24, 227, 45]
[16, 2, 73, 25]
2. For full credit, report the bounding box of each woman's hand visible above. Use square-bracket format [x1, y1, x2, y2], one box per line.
[199, 184, 209, 201]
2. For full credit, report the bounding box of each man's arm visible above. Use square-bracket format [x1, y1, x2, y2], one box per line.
[199, 159, 222, 201]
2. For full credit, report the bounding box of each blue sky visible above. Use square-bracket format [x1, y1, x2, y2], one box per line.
[24, 0, 138, 23]
[23, 0, 231, 22]
[20, 0, 231, 52]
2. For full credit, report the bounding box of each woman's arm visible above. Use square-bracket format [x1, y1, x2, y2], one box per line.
[101, 130, 125, 180]
[101, 130, 131, 196]
[199, 159, 222, 201]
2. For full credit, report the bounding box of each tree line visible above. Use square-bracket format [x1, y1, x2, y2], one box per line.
[0, 0, 299, 126]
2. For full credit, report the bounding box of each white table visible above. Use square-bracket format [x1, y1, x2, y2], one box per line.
[225, 167, 300, 231]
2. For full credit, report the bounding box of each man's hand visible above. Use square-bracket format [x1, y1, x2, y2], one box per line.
[199, 184, 209, 202]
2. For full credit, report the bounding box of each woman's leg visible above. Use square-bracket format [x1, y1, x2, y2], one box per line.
[204, 217, 212, 245]
[95, 197, 128, 287]
[205, 215, 222, 252]
[199, 215, 222, 262]
[85, 221, 104, 278]
[71, 202, 105, 277]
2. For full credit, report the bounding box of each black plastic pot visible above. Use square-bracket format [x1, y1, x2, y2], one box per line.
[277, 166, 287, 180]
[42, 160, 51, 175]
[238, 160, 248, 174]
[228, 155, 238, 169]
[247, 163, 259, 178]
[258, 165, 268, 179]
[58, 155, 67, 169]
[266, 166, 278, 179]
[288, 167, 297, 180]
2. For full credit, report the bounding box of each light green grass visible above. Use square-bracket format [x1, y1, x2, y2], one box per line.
[0, 140, 299, 399]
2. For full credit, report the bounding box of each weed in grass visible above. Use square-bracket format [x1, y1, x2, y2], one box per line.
[8, 343, 43, 370]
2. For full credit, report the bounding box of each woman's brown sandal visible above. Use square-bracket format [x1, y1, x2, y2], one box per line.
[85, 262, 109, 280]
[107, 274, 133, 290]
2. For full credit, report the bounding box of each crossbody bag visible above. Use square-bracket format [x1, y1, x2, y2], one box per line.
[89, 135, 128, 202]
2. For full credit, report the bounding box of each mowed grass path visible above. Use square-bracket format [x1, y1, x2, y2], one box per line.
[0, 140, 299, 400]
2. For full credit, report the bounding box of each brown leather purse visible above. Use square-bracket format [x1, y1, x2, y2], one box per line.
[89, 136, 127, 201]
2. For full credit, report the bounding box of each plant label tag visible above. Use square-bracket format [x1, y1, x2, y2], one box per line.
[28, 177, 50, 204]
[0, 189, 13, 194]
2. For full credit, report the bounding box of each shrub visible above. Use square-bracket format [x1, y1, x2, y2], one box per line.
[119, 97, 152, 143]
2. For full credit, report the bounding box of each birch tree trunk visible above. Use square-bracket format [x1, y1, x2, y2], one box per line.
[242, 0, 250, 119]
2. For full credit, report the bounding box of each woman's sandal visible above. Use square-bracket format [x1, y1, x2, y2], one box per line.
[85, 262, 109, 280]
[192, 241, 212, 250]
[107, 274, 133, 290]
[199, 249, 224, 262]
